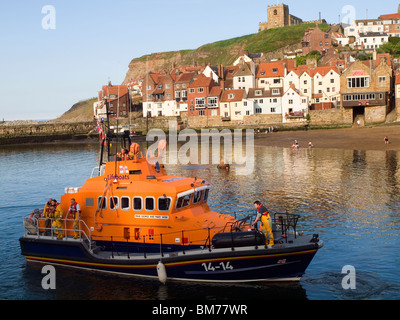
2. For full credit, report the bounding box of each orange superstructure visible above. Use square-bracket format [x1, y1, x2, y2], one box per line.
[59, 141, 236, 252]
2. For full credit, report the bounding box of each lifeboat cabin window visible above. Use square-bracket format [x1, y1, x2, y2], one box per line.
[133, 197, 142, 211]
[176, 194, 191, 209]
[158, 197, 172, 212]
[145, 197, 155, 211]
[193, 191, 203, 204]
[121, 197, 130, 210]
[98, 197, 107, 210]
[204, 189, 209, 202]
[110, 197, 119, 210]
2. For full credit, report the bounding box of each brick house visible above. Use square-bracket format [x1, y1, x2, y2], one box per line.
[174, 72, 195, 116]
[187, 74, 216, 117]
[96, 82, 131, 119]
[302, 25, 332, 55]
[340, 56, 393, 125]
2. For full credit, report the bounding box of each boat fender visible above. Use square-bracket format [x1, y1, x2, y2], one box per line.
[157, 261, 167, 284]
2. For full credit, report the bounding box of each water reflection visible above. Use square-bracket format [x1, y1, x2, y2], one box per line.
[2, 142, 400, 300]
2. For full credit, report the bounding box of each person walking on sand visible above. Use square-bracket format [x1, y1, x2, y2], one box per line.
[385, 136, 389, 145]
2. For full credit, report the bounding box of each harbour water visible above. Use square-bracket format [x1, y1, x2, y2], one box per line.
[1, 141, 400, 300]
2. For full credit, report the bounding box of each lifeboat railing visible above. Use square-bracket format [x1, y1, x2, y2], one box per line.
[22, 215, 93, 251]
[272, 212, 301, 243]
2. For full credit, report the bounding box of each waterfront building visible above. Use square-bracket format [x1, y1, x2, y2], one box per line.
[244, 88, 282, 116]
[282, 85, 309, 123]
[187, 73, 216, 117]
[95, 82, 131, 119]
[340, 55, 393, 125]
[220, 89, 246, 121]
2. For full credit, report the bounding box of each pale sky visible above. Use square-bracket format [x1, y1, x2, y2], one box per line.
[0, 0, 396, 120]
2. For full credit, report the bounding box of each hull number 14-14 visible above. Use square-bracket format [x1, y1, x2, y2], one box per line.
[202, 261, 234, 272]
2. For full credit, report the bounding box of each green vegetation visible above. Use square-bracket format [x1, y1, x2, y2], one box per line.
[378, 37, 400, 56]
[132, 23, 330, 67]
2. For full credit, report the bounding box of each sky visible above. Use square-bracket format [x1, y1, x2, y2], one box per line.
[0, 0, 397, 121]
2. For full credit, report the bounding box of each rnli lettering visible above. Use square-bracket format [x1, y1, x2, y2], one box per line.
[106, 174, 129, 181]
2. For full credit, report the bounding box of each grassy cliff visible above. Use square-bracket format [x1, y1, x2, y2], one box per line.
[125, 23, 330, 81]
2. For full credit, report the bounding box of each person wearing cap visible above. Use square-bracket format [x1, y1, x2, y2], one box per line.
[67, 198, 81, 239]
[252, 201, 274, 247]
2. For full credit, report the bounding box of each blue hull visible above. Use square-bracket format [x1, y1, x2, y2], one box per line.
[20, 236, 322, 282]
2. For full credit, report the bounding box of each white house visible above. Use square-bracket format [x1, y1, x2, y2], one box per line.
[355, 32, 389, 50]
[312, 67, 340, 106]
[220, 89, 246, 121]
[282, 85, 309, 123]
[233, 60, 255, 94]
[332, 32, 350, 46]
[244, 88, 282, 116]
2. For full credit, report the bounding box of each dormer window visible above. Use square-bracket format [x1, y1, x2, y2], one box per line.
[255, 90, 262, 96]
[228, 94, 235, 99]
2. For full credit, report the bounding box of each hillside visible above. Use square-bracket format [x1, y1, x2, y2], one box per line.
[124, 23, 330, 82]
[48, 98, 97, 123]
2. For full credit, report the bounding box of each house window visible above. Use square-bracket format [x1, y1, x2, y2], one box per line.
[255, 108, 262, 114]
[189, 88, 195, 93]
[198, 88, 204, 93]
[272, 89, 280, 95]
[271, 108, 276, 113]
[347, 77, 369, 88]
[288, 100, 294, 104]
[199, 110, 205, 116]
[208, 97, 218, 107]
[195, 97, 205, 108]
[228, 94, 235, 99]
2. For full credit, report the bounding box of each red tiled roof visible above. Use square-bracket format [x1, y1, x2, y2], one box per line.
[188, 73, 213, 88]
[257, 61, 286, 78]
[220, 89, 245, 102]
[209, 86, 222, 97]
[176, 72, 195, 83]
[379, 13, 400, 20]
[311, 66, 339, 77]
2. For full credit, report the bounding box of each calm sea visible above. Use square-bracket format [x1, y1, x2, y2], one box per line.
[1, 141, 400, 301]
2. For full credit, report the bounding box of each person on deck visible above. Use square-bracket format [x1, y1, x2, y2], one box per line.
[251, 201, 274, 247]
[67, 198, 81, 239]
[43, 198, 55, 236]
[51, 199, 64, 239]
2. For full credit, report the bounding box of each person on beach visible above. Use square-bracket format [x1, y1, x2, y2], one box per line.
[385, 136, 389, 144]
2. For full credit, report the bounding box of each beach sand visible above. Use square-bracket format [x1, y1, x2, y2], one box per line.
[253, 125, 400, 151]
